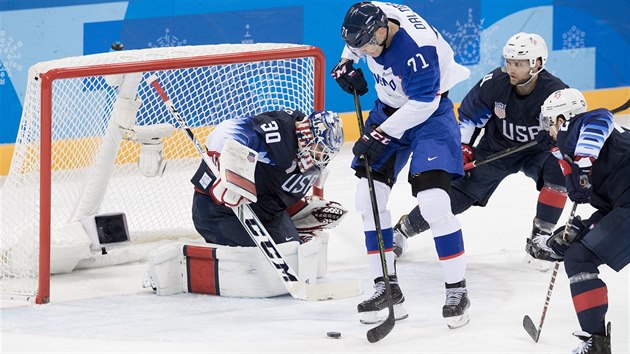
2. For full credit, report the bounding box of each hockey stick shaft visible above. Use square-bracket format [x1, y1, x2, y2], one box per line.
[147, 75, 358, 301]
[464, 140, 537, 171]
[464, 97, 629, 173]
[353, 91, 396, 343]
[526, 202, 578, 342]
[611, 97, 630, 114]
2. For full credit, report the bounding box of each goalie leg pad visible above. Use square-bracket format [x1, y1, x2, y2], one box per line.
[143, 243, 186, 296]
[145, 237, 330, 298]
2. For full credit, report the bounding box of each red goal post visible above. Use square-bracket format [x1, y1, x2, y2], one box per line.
[0, 43, 326, 304]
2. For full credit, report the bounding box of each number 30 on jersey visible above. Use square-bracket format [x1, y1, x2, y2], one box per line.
[260, 121, 281, 143]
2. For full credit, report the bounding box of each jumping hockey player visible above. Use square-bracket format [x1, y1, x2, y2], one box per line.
[392, 32, 569, 271]
[331, 2, 472, 328]
[191, 109, 344, 247]
[529, 88, 629, 354]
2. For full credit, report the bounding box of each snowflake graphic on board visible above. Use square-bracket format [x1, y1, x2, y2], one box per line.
[441, 8, 483, 65]
[562, 25, 586, 49]
[148, 28, 188, 48]
[242, 24, 254, 44]
[0, 29, 24, 86]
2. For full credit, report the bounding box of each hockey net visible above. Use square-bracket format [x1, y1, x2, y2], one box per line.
[0, 43, 325, 303]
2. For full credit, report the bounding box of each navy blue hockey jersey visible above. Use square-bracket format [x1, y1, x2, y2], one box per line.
[459, 68, 568, 152]
[556, 108, 630, 211]
[191, 110, 321, 221]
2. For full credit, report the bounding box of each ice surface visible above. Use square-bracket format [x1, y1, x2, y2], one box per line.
[1, 142, 628, 354]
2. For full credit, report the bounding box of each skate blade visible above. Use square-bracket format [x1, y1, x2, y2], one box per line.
[523, 254, 552, 273]
[359, 303, 408, 324]
[445, 312, 470, 329]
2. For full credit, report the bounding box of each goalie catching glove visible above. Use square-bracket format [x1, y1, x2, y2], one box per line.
[288, 196, 348, 233]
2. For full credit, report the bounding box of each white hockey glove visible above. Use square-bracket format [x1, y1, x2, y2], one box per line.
[208, 140, 258, 207]
[289, 196, 348, 232]
[210, 176, 252, 207]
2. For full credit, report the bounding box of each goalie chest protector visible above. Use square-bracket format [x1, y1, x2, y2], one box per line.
[191, 110, 322, 219]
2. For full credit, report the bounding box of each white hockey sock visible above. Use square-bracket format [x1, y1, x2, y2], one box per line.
[417, 188, 467, 284]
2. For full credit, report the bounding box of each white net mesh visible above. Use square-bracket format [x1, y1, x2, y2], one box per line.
[0, 43, 320, 300]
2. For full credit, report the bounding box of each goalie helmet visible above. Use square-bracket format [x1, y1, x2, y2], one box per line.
[541, 88, 587, 129]
[296, 111, 344, 170]
[341, 2, 388, 48]
[503, 32, 548, 74]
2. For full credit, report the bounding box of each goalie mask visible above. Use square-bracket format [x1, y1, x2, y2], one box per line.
[541, 88, 587, 135]
[296, 111, 344, 171]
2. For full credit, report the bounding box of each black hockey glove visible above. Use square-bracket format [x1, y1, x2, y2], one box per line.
[534, 130, 555, 150]
[546, 216, 590, 257]
[330, 60, 368, 96]
[558, 157, 593, 204]
[352, 126, 391, 165]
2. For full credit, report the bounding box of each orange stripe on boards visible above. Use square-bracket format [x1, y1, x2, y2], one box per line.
[538, 187, 568, 209]
[573, 287, 608, 313]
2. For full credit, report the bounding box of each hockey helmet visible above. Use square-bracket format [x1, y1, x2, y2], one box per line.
[297, 111, 344, 169]
[341, 2, 388, 48]
[503, 32, 548, 73]
[541, 88, 587, 130]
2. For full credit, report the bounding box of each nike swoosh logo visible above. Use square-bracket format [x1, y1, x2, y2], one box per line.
[285, 236, 294, 241]
[428, 156, 438, 161]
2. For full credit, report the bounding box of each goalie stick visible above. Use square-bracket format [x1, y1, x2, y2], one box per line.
[353, 90, 395, 343]
[523, 202, 578, 342]
[610, 97, 630, 114]
[464, 97, 630, 172]
[147, 74, 361, 301]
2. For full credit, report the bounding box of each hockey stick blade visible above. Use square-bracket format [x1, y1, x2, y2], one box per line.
[522, 315, 541, 342]
[611, 97, 630, 114]
[367, 311, 395, 343]
[291, 279, 363, 301]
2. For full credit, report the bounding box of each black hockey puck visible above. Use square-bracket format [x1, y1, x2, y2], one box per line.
[326, 331, 341, 339]
[111, 41, 124, 51]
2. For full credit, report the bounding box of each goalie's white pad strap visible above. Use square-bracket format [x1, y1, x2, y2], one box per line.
[220, 138, 258, 202]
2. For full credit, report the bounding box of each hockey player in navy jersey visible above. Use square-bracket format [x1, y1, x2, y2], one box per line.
[190, 109, 344, 247]
[392, 32, 570, 270]
[528, 88, 629, 354]
[331, 2, 472, 328]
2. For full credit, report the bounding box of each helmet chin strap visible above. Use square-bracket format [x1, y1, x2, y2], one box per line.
[516, 66, 544, 87]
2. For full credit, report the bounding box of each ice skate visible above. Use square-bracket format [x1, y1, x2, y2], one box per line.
[357, 275, 408, 324]
[442, 279, 470, 329]
[571, 322, 611, 354]
[524, 223, 557, 272]
[392, 218, 408, 258]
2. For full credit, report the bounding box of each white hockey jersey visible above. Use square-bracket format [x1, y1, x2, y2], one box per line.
[341, 1, 469, 138]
